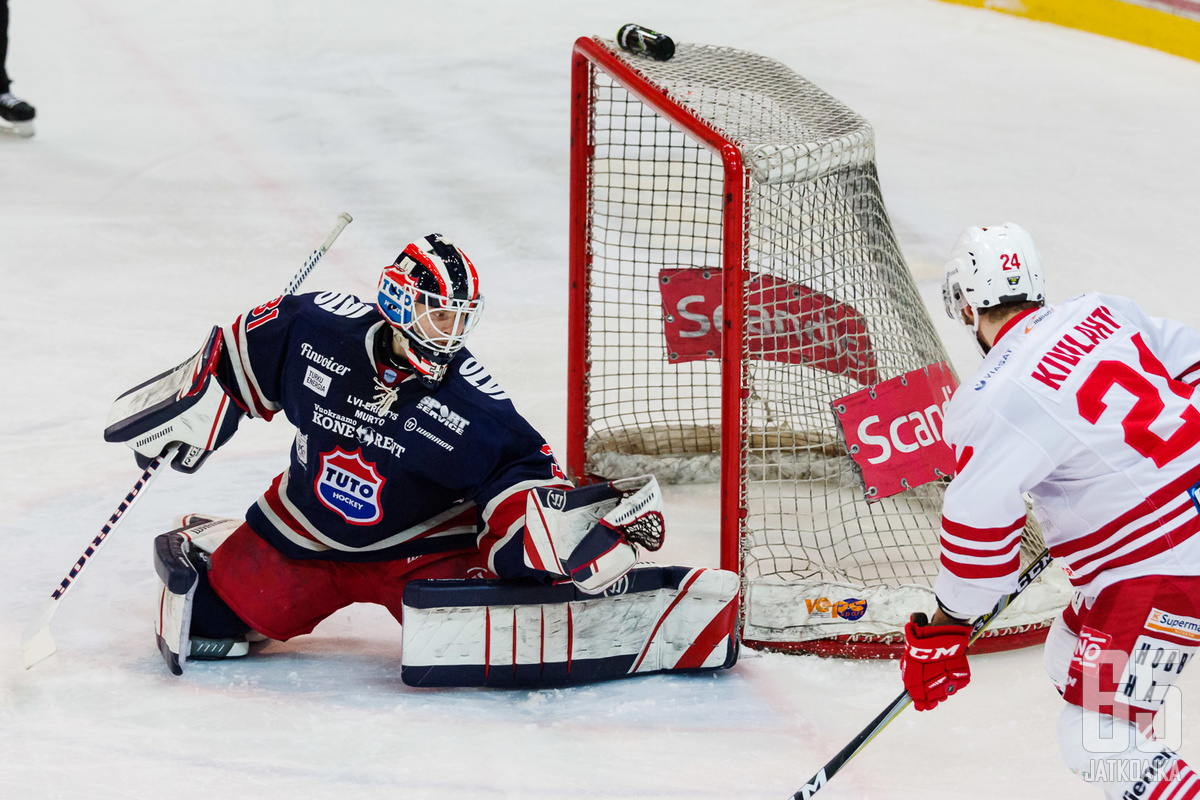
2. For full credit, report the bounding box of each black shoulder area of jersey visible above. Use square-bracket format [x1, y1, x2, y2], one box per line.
[436, 348, 536, 434]
[290, 291, 383, 335]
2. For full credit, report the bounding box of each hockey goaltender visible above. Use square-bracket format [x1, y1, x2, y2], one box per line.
[106, 232, 739, 687]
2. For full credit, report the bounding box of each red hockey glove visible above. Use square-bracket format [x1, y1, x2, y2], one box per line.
[901, 613, 971, 711]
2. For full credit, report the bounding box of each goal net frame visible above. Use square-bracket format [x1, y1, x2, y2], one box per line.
[566, 35, 1066, 657]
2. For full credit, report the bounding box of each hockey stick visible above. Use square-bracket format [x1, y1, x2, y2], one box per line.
[789, 547, 1055, 799]
[285, 212, 352, 295]
[20, 448, 179, 668]
[20, 212, 354, 670]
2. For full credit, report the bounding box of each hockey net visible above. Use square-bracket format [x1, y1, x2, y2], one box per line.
[566, 36, 1070, 657]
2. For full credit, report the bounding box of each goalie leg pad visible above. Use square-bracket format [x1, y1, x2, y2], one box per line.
[400, 565, 739, 687]
[154, 531, 198, 676]
[154, 515, 249, 675]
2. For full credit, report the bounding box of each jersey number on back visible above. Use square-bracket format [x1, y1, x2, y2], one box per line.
[247, 296, 283, 332]
[1076, 334, 1200, 468]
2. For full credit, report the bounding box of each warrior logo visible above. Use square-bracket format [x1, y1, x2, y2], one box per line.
[315, 447, 385, 525]
[604, 575, 630, 597]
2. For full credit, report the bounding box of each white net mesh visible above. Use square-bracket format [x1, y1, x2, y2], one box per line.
[576, 39, 1068, 652]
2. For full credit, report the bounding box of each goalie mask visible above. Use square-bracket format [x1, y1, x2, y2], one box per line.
[943, 222, 1045, 326]
[377, 234, 484, 387]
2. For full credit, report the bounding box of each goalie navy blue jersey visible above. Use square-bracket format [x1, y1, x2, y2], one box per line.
[214, 291, 570, 569]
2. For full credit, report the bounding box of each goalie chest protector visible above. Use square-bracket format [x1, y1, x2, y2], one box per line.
[225, 292, 565, 561]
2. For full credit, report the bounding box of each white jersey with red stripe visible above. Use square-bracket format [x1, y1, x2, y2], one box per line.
[935, 292, 1200, 618]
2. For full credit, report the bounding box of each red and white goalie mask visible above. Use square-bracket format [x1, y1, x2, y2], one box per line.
[377, 233, 484, 387]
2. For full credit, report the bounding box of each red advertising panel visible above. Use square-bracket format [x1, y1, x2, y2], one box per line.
[658, 268, 878, 385]
[832, 362, 958, 501]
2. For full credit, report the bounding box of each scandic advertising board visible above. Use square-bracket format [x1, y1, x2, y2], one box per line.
[656, 268, 878, 385]
[657, 267, 954, 500]
[832, 362, 958, 500]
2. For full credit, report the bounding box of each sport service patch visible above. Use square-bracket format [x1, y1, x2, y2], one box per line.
[315, 446, 385, 525]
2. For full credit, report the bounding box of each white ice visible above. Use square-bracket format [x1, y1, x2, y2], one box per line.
[2, 1, 1199, 797]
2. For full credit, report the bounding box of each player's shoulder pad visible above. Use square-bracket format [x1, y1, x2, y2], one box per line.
[440, 351, 522, 415]
[296, 290, 378, 321]
[947, 354, 1019, 441]
[281, 291, 381, 340]
[1086, 291, 1142, 319]
[1056, 291, 1136, 320]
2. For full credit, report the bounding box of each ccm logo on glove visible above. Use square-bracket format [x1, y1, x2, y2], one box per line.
[907, 644, 965, 660]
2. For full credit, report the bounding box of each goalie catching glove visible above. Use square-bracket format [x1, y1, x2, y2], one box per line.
[104, 326, 245, 473]
[900, 612, 972, 711]
[524, 475, 666, 594]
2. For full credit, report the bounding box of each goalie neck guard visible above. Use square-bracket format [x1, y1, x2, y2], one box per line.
[377, 233, 484, 388]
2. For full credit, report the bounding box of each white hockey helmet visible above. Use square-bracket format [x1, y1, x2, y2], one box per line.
[943, 222, 1045, 321]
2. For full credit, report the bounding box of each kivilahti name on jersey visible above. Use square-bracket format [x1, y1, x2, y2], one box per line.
[936, 293, 1200, 618]
[214, 291, 569, 570]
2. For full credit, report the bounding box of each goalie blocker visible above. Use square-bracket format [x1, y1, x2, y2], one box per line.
[104, 325, 244, 473]
[400, 565, 740, 687]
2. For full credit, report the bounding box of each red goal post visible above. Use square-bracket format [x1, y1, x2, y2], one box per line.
[566, 35, 1068, 657]
[569, 36, 748, 581]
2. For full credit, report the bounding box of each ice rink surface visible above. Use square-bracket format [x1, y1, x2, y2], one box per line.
[2, 0, 1199, 797]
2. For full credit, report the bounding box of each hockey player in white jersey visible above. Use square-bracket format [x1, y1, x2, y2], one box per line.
[900, 223, 1200, 799]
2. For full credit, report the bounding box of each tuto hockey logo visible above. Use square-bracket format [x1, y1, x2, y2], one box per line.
[315, 447, 385, 525]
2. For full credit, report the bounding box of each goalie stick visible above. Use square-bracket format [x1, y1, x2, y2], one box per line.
[20, 212, 353, 670]
[789, 547, 1055, 799]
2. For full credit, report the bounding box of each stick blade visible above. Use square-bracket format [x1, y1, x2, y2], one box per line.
[21, 600, 59, 669]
